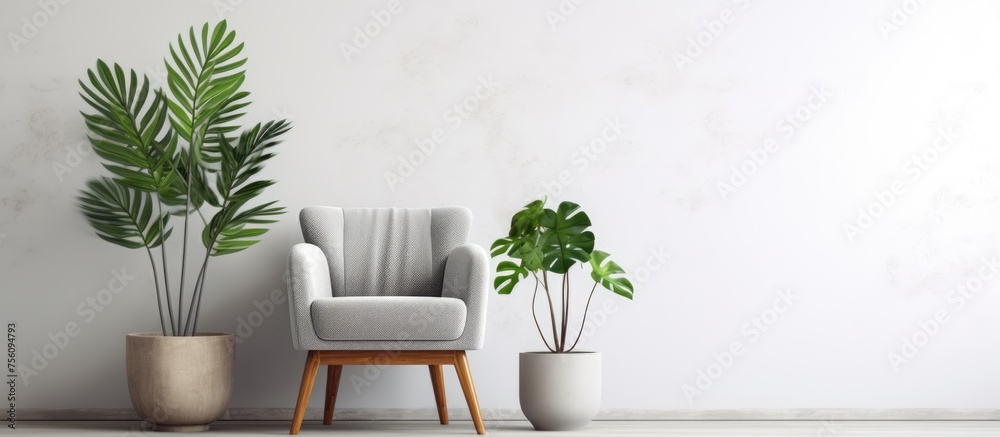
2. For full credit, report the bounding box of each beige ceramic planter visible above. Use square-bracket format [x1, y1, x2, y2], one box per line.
[126, 333, 234, 432]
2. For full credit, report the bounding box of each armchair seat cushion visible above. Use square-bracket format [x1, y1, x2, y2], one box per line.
[310, 296, 467, 341]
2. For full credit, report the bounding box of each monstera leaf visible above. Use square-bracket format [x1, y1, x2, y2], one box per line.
[512, 235, 544, 271]
[509, 198, 545, 238]
[589, 250, 634, 299]
[490, 198, 634, 352]
[494, 261, 528, 295]
[539, 201, 595, 273]
[494, 200, 548, 273]
[491, 236, 513, 257]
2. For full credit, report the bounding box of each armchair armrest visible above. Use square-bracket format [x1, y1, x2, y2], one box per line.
[441, 243, 490, 349]
[286, 243, 332, 350]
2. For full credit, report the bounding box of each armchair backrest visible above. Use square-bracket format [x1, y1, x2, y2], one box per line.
[299, 206, 472, 297]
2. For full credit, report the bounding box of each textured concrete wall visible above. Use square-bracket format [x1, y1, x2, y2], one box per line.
[2, 0, 999, 412]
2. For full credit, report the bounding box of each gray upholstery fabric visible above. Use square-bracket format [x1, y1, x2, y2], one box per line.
[310, 296, 467, 341]
[288, 207, 488, 351]
[342, 208, 436, 297]
[299, 207, 472, 297]
[299, 207, 346, 296]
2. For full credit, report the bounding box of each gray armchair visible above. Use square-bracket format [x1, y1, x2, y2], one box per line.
[286, 206, 489, 435]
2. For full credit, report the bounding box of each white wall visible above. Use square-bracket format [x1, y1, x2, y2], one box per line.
[2, 0, 1000, 413]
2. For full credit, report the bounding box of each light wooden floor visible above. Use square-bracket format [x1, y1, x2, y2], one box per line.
[16, 420, 1000, 436]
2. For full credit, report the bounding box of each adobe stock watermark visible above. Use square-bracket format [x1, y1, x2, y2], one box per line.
[212, 0, 243, 18]
[816, 418, 839, 437]
[479, 407, 509, 429]
[887, 254, 997, 371]
[234, 288, 287, 345]
[51, 141, 93, 182]
[384, 75, 500, 191]
[545, 0, 588, 31]
[536, 116, 627, 201]
[339, 0, 403, 64]
[682, 288, 798, 403]
[7, 0, 71, 55]
[273, 106, 296, 122]
[347, 297, 460, 394]
[717, 85, 833, 201]
[673, 0, 750, 72]
[344, 274, 496, 394]
[120, 399, 173, 435]
[15, 268, 135, 386]
[121, 422, 153, 436]
[571, 245, 671, 348]
[137, 58, 288, 115]
[842, 126, 959, 244]
[878, 0, 930, 41]
[6, 322, 15, 430]
[143, 62, 169, 90]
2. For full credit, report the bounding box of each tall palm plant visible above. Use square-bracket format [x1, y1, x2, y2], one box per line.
[77, 21, 290, 336]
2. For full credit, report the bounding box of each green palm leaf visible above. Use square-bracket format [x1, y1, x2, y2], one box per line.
[160, 148, 219, 214]
[165, 20, 248, 165]
[201, 120, 290, 256]
[79, 60, 176, 193]
[76, 20, 294, 337]
[79, 177, 172, 249]
[202, 200, 284, 256]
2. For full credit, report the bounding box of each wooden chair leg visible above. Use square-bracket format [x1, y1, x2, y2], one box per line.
[454, 351, 486, 435]
[290, 351, 320, 435]
[323, 365, 343, 425]
[429, 364, 449, 425]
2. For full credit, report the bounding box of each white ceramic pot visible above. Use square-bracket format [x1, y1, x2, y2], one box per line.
[519, 351, 601, 431]
[126, 333, 234, 432]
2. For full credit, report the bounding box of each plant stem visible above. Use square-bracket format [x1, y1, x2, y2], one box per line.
[176, 141, 197, 336]
[183, 250, 211, 335]
[155, 197, 176, 335]
[567, 281, 599, 352]
[539, 271, 561, 352]
[531, 277, 555, 352]
[195, 206, 208, 225]
[561, 273, 569, 351]
[144, 247, 168, 336]
[189, 256, 212, 335]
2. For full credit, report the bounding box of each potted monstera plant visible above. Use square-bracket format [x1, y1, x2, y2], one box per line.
[491, 199, 634, 431]
[77, 21, 290, 431]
